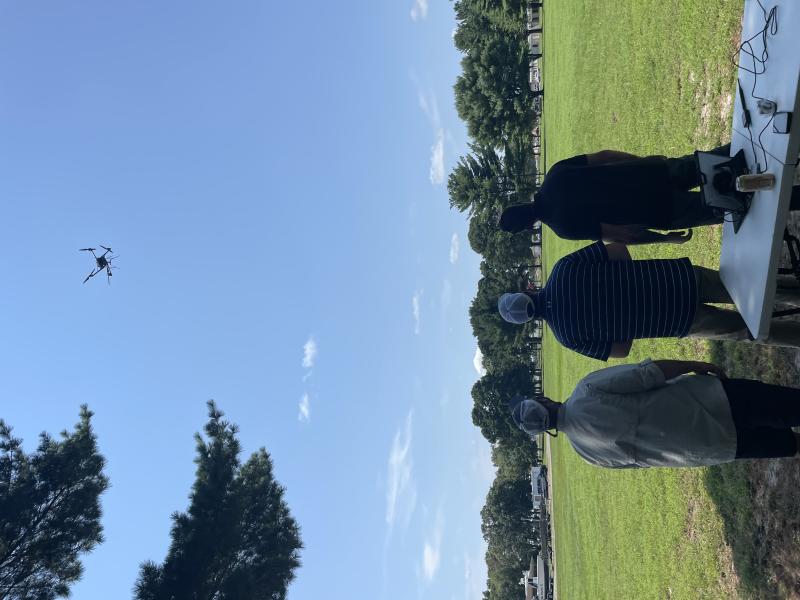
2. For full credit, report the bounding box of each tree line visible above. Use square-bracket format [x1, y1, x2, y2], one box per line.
[0, 403, 302, 600]
[451, 1, 545, 598]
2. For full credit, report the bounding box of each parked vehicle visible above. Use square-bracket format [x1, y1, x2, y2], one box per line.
[530, 465, 548, 505]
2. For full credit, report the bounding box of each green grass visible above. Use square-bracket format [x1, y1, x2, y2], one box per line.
[548, 442, 737, 599]
[537, 1, 778, 598]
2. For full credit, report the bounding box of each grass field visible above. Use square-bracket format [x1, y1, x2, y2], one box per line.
[541, 1, 800, 598]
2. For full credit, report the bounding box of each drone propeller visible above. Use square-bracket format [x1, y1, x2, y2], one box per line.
[99, 245, 112, 252]
[83, 268, 99, 284]
[79, 248, 96, 252]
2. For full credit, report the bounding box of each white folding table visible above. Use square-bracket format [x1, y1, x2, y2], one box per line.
[719, 0, 800, 339]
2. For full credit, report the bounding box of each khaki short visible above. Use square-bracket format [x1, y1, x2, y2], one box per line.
[687, 266, 751, 340]
[688, 266, 800, 346]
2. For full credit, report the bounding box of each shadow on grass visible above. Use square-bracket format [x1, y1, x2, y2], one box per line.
[705, 341, 800, 599]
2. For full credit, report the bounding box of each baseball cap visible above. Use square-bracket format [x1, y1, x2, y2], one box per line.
[508, 395, 551, 436]
[498, 203, 536, 233]
[498, 293, 534, 324]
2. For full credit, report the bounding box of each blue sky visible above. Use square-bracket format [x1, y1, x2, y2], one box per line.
[0, 1, 494, 599]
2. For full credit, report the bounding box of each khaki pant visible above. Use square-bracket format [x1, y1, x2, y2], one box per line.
[688, 266, 800, 347]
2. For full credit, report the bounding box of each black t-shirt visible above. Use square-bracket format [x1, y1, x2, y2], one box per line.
[537, 154, 673, 240]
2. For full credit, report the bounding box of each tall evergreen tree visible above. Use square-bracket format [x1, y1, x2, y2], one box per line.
[454, 34, 534, 147]
[0, 406, 108, 600]
[134, 401, 302, 600]
[454, 0, 527, 52]
[448, 145, 507, 216]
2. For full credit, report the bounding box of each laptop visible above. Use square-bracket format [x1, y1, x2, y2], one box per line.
[695, 149, 751, 233]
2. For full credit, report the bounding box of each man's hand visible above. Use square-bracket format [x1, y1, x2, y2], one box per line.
[653, 359, 727, 380]
[690, 362, 727, 379]
[665, 229, 693, 244]
[601, 224, 690, 246]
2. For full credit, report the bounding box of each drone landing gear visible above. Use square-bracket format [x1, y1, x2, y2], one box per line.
[773, 229, 800, 318]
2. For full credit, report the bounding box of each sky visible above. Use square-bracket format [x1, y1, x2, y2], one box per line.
[0, 2, 495, 599]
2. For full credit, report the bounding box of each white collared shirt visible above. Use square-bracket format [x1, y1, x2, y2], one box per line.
[559, 360, 737, 468]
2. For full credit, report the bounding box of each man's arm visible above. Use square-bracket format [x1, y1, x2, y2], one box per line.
[652, 360, 726, 380]
[601, 224, 693, 246]
[608, 340, 632, 358]
[585, 150, 640, 165]
[604, 243, 632, 261]
[580, 359, 665, 393]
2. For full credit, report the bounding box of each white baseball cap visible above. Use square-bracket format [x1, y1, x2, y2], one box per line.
[498, 292, 534, 324]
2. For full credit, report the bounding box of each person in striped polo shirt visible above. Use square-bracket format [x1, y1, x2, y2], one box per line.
[497, 241, 800, 360]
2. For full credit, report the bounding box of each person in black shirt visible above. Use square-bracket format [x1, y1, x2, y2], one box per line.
[499, 145, 734, 244]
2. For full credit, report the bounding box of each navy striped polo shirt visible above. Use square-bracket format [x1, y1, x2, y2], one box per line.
[538, 242, 697, 361]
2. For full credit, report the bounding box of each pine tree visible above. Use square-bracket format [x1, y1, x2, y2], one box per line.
[134, 401, 302, 600]
[0, 406, 109, 600]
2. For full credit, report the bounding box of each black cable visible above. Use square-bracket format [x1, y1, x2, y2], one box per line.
[741, 98, 769, 173]
[731, 3, 779, 174]
[756, 111, 777, 163]
[733, 2, 777, 79]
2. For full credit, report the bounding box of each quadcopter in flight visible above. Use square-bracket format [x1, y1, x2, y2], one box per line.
[80, 245, 118, 285]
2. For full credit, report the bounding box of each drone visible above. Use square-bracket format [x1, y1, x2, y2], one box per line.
[80, 245, 118, 285]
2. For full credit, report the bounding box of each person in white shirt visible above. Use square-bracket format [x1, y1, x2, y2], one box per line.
[509, 359, 800, 468]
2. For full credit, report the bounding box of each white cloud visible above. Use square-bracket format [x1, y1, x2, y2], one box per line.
[441, 279, 453, 311]
[417, 90, 427, 112]
[449, 233, 460, 264]
[298, 393, 311, 422]
[473, 347, 487, 377]
[386, 411, 417, 531]
[429, 129, 445, 185]
[421, 511, 444, 582]
[410, 0, 429, 21]
[417, 90, 441, 131]
[302, 337, 317, 369]
[422, 542, 441, 581]
[412, 289, 423, 335]
[414, 84, 446, 187]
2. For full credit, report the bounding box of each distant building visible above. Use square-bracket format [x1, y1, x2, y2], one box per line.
[530, 465, 548, 506]
[523, 551, 549, 600]
[526, 5, 542, 32]
[533, 369, 543, 394]
[527, 32, 542, 55]
[529, 65, 541, 92]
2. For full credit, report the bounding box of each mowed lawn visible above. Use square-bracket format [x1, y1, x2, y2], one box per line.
[536, 1, 793, 598]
